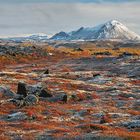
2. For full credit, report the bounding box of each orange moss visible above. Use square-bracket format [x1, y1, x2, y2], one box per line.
[21, 122, 47, 130]
[77, 92, 87, 101]
[130, 80, 140, 85]
[60, 66, 72, 72]
[0, 135, 10, 140]
[23, 104, 46, 114]
[91, 92, 100, 99]
[77, 123, 110, 132]
[0, 103, 16, 115]
[103, 127, 140, 140]
[128, 110, 140, 115]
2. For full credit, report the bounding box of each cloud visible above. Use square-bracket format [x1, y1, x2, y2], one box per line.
[0, 2, 139, 36]
[0, 0, 140, 4]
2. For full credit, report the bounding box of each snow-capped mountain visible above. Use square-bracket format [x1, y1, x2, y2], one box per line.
[51, 20, 140, 41]
[50, 31, 70, 40]
[1, 20, 140, 42]
[27, 34, 48, 41]
[3, 33, 48, 42]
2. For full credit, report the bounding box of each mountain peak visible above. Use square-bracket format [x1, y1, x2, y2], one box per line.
[50, 31, 69, 40]
[51, 20, 140, 41]
[104, 20, 124, 29]
[108, 20, 121, 24]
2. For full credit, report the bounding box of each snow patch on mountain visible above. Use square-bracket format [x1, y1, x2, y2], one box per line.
[51, 20, 140, 41]
[50, 31, 70, 40]
[1, 33, 48, 42]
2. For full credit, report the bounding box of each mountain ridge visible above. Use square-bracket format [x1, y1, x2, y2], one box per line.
[0, 33, 48, 42]
[51, 20, 140, 41]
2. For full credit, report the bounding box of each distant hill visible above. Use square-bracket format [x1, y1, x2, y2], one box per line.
[1, 33, 48, 42]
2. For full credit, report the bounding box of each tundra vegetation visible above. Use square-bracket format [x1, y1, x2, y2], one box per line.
[0, 40, 140, 140]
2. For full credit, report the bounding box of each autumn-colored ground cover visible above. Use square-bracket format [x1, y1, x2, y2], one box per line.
[0, 42, 140, 139]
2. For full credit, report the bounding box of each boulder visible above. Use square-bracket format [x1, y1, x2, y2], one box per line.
[61, 94, 67, 103]
[39, 88, 52, 98]
[7, 112, 28, 121]
[11, 94, 38, 107]
[74, 110, 90, 117]
[100, 116, 106, 124]
[92, 73, 101, 78]
[27, 83, 42, 96]
[94, 52, 112, 56]
[24, 94, 39, 106]
[10, 95, 25, 107]
[121, 120, 140, 129]
[27, 83, 53, 98]
[100, 113, 112, 124]
[44, 69, 49, 74]
[123, 52, 133, 56]
[46, 93, 67, 103]
[119, 93, 139, 99]
[71, 94, 78, 101]
[17, 82, 27, 97]
[133, 100, 140, 110]
[128, 67, 140, 78]
[108, 113, 130, 118]
[0, 86, 15, 97]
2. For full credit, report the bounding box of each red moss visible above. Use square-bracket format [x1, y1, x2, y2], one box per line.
[130, 80, 140, 85]
[21, 122, 47, 130]
[128, 110, 140, 116]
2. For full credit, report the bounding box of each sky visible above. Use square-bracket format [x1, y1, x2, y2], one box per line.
[0, 0, 140, 37]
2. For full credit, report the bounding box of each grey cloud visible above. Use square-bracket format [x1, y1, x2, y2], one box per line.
[0, 0, 140, 4]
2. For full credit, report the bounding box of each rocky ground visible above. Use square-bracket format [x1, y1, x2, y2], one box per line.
[0, 42, 140, 140]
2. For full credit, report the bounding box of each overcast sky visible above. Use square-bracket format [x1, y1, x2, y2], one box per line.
[0, 0, 140, 37]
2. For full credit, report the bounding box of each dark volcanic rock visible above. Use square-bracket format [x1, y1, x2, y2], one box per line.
[11, 94, 38, 107]
[37, 135, 125, 140]
[17, 82, 27, 97]
[7, 112, 28, 121]
[27, 83, 42, 96]
[119, 52, 137, 59]
[44, 69, 49, 74]
[0, 86, 15, 97]
[128, 67, 140, 78]
[24, 94, 39, 106]
[45, 93, 67, 103]
[94, 52, 112, 56]
[92, 73, 101, 78]
[121, 120, 140, 129]
[10, 94, 24, 106]
[40, 88, 53, 98]
[61, 94, 67, 103]
[133, 100, 140, 110]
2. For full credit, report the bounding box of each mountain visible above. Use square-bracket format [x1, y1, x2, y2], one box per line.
[3, 33, 48, 42]
[1, 20, 139, 42]
[27, 34, 48, 41]
[50, 31, 70, 40]
[50, 20, 140, 41]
